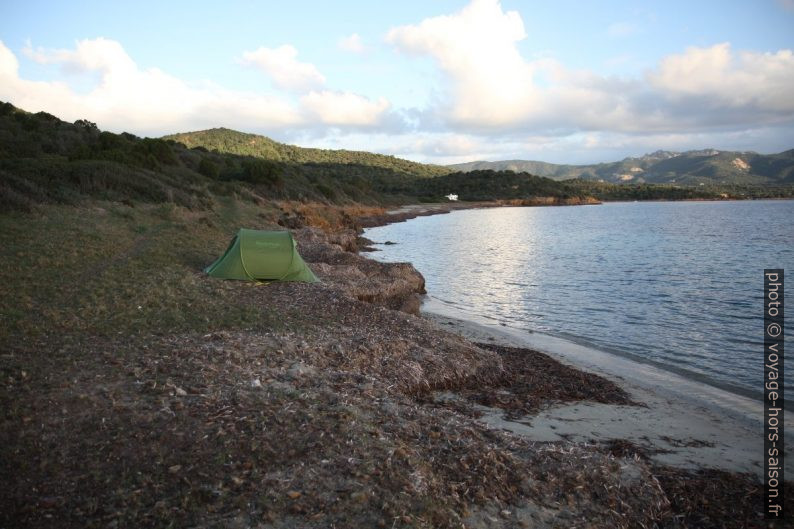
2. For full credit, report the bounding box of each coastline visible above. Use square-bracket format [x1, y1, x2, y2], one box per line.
[356, 198, 600, 229]
[358, 197, 794, 231]
[362, 203, 792, 479]
[421, 295, 793, 477]
[5, 200, 792, 528]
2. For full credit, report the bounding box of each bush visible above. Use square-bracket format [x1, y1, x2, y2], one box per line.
[198, 158, 220, 179]
[135, 138, 178, 166]
[99, 131, 125, 150]
[315, 183, 337, 200]
[241, 159, 283, 188]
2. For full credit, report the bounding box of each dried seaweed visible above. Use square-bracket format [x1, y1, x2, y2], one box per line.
[437, 342, 638, 419]
[1, 224, 789, 529]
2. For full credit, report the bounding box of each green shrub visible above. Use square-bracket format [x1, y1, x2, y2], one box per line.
[198, 158, 220, 178]
[241, 159, 283, 188]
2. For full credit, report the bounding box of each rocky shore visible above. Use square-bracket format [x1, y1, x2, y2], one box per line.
[1, 207, 789, 528]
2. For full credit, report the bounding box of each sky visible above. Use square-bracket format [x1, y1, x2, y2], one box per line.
[1, 0, 793, 164]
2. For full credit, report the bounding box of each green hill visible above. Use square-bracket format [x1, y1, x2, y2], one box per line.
[449, 148, 794, 185]
[0, 101, 599, 210]
[163, 128, 451, 179]
[0, 102, 448, 211]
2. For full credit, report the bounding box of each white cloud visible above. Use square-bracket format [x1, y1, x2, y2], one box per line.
[387, 0, 538, 127]
[301, 90, 389, 126]
[0, 39, 391, 136]
[384, 0, 634, 131]
[649, 43, 794, 112]
[338, 33, 365, 54]
[409, 134, 480, 157]
[239, 44, 325, 92]
[23, 37, 136, 75]
[297, 131, 490, 164]
[387, 0, 794, 135]
[0, 39, 20, 77]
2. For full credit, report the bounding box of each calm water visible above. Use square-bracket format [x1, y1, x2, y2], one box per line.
[365, 201, 794, 400]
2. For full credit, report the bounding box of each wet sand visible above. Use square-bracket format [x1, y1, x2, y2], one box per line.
[422, 296, 793, 478]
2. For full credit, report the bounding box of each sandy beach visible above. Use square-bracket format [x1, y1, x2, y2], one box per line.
[422, 295, 793, 478]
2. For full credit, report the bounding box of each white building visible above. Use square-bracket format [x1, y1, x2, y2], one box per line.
[445, 194, 459, 201]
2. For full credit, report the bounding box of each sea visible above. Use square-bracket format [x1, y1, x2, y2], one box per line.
[364, 200, 794, 401]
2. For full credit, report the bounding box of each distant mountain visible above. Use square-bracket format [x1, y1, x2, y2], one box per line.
[449, 149, 794, 185]
[164, 128, 451, 179]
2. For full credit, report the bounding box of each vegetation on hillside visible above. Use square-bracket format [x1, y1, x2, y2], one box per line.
[395, 170, 794, 202]
[2, 101, 793, 214]
[565, 179, 794, 201]
[404, 169, 592, 202]
[164, 128, 451, 179]
[0, 102, 593, 210]
[0, 102, 413, 211]
[450, 148, 794, 186]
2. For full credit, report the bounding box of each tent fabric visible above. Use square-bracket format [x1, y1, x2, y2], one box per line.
[204, 229, 318, 282]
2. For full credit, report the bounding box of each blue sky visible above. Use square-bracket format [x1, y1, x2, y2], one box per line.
[1, 0, 793, 163]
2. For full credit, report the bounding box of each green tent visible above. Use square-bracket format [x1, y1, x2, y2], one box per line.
[205, 229, 318, 282]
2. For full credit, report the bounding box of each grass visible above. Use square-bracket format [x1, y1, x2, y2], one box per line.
[0, 198, 295, 340]
[0, 193, 385, 346]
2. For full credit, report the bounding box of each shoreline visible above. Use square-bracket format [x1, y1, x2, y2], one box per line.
[427, 295, 770, 406]
[420, 295, 794, 477]
[363, 201, 788, 409]
[356, 198, 601, 229]
[359, 196, 794, 229]
[360, 206, 790, 479]
[358, 196, 794, 231]
[4, 199, 791, 527]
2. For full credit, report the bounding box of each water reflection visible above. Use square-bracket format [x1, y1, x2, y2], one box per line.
[366, 201, 794, 399]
